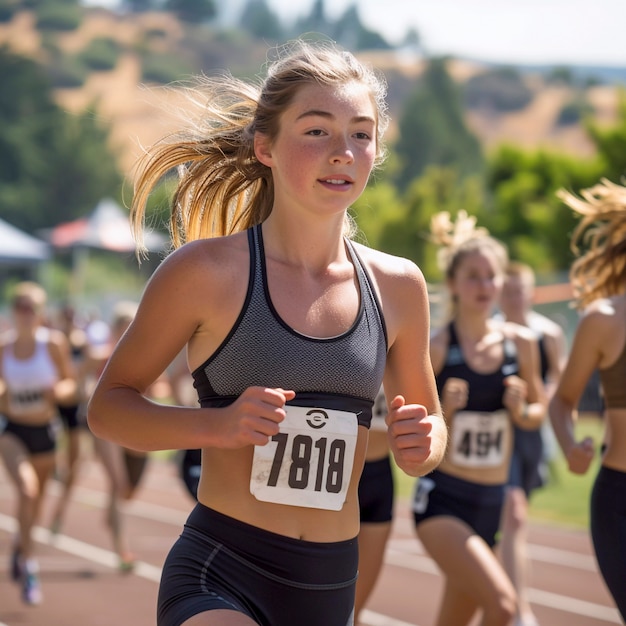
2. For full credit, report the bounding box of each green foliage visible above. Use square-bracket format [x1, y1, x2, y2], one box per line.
[556, 96, 595, 127]
[331, 5, 391, 51]
[352, 180, 405, 250]
[585, 89, 626, 182]
[123, 0, 156, 11]
[0, 47, 123, 233]
[239, 0, 284, 42]
[464, 66, 534, 112]
[393, 168, 485, 281]
[140, 176, 177, 237]
[43, 39, 89, 88]
[394, 57, 484, 191]
[35, 0, 82, 31]
[140, 50, 196, 84]
[78, 36, 121, 71]
[484, 145, 603, 270]
[45, 50, 87, 87]
[0, 0, 18, 21]
[291, 0, 390, 51]
[164, 0, 216, 24]
[353, 167, 485, 282]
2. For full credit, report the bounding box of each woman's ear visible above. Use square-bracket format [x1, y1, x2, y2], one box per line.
[254, 132, 273, 167]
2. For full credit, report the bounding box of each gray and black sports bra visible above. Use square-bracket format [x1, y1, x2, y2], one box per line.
[191, 224, 388, 428]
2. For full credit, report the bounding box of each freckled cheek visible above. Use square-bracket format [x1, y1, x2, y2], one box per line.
[282, 146, 326, 185]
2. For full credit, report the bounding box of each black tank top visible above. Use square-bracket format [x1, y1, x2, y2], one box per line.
[537, 334, 549, 382]
[436, 322, 518, 412]
[527, 318, 549, 382]
[191, 225, 388, 428]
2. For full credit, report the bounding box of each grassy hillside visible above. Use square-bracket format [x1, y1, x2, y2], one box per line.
[0, 7, 621, 175]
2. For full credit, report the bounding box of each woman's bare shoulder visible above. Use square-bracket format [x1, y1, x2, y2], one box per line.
[351, 242, 426, 294]
[501, 319, 537, 344]
[45, 327, 70, 348]
[150, 232, 249, 289]
[574, 296, 625, 341]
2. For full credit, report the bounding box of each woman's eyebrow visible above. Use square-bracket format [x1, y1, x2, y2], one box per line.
[296, 109, 375, 125]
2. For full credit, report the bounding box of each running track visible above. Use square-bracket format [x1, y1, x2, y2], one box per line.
[0, 457, 621, 626]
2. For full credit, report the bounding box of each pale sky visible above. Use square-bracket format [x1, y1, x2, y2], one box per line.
[260, 0, 626, 67]
[85, 0, 626, 68]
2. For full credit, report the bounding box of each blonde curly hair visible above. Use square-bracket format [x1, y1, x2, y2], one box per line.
[430, 210, 507, 279]
[557, 178, 626, 310]
[429, 210, 508, 322]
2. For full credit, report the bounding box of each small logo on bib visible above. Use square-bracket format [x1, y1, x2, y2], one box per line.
[306, 409, 329, 429]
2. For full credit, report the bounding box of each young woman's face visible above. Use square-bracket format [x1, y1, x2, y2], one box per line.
[500, 274, 532, 318]
[255, 80, 377, 217]
[11, 296, 43, 329]
[448, 249, 504, 315]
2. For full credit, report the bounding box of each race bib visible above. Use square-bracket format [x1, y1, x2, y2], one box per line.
[7, 387, 48, 416]
[250, 405, 358, 511]
[450, 410, 509, 468]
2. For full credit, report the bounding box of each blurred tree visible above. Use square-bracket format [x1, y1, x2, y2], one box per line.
[556, 96, 595, 127]
[352, 179, 405, 250]
[239, 0, 284, 42]
[394, 57, 484, 192]
[384, 167, 485, 281]
[294, 0, 329, 36]
[464, 66, 534, 112]
[0, 47, 123, 232]
[34, 0, 83, 32]
[332, 5, 391, 51]
[586, 89, 626, 183]
[123, 0, 157, 11]
[164, 0, 216, 24]
[484, 144, 603, 271]
[401, 27, 421, 52]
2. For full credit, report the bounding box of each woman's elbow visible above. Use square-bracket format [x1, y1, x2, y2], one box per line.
[86, 392, 108, 439]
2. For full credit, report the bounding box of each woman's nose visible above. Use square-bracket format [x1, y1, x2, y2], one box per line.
[330, 136, 354, 163]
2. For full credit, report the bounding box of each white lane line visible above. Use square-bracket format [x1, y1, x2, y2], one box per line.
[0, 513, 162, 582]
[528, 543, 598, 570]
[0, 513, 416, 626]
[1, 486, 621, 625]
[384, 547, 621, 623]
[360, 609, 419, 626]
[44, 482, 190, 526]
[529, 588, 622, 623]
[389, 537, 598, 572]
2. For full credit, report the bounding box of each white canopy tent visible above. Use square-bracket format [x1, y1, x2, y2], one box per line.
[0, 217, 50, 264]
[48, 198, 167, 253]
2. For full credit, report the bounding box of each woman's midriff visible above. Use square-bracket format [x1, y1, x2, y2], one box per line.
[197, 429, 368, 542]
[601, 409, 626, 473]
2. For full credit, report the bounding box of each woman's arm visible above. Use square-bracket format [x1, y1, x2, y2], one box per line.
[47, 328, 78, 406]
[505, 322, 547, 430]
[378, 256, 447, 477]
[549, 310, 604, 474]
[87, 240, 294, 453]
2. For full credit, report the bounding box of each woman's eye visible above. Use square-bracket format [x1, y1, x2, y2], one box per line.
[307, 129, 325, 136]
[354, 131, 371, 140]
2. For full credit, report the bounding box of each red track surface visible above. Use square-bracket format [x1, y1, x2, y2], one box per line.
[0, 457, 621, 626]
